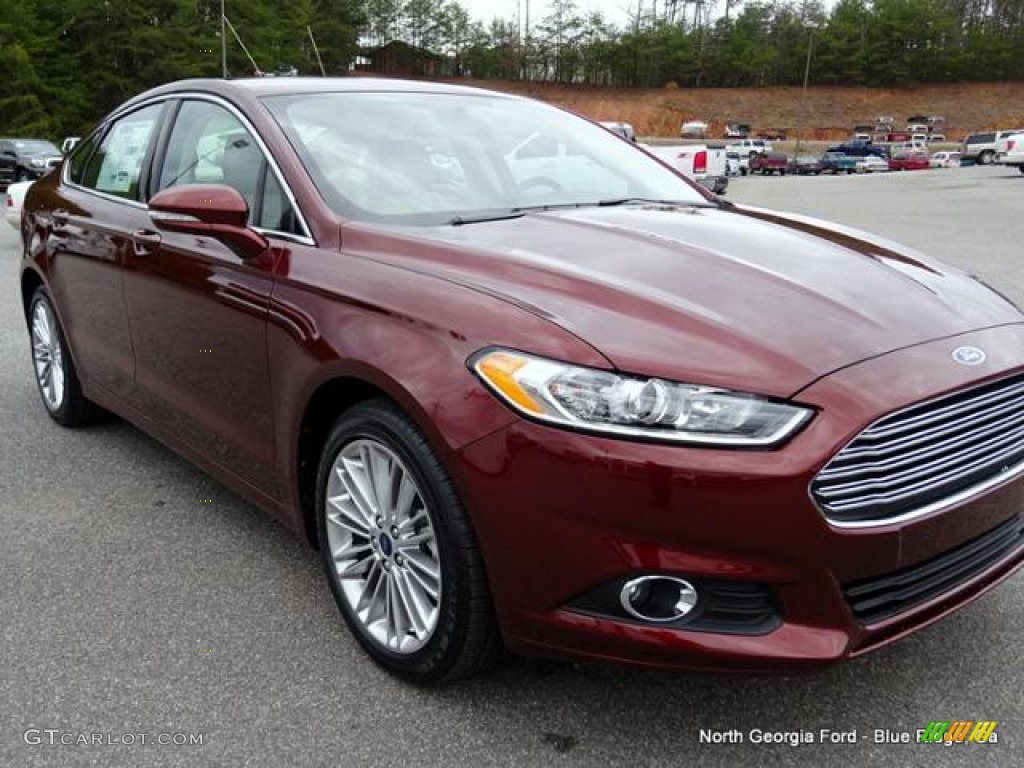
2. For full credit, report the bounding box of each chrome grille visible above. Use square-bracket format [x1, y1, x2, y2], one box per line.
[812, 373, 1024, 525]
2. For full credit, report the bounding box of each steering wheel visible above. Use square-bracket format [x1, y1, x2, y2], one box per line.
[518, 176, 563, 193]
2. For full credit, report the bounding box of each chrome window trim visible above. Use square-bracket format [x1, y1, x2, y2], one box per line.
[62, 91, 317, 247]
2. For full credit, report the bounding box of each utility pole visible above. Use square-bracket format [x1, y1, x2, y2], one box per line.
[308, 26, 326, 76]
[524, 0, 530, 81]
[795, 28, 815, 155]
[221, 0, 228, 78]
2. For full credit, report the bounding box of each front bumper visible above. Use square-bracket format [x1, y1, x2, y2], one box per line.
[452, 325, 1024, 672]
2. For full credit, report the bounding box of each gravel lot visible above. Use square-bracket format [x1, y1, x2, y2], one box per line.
[1, 165, 1022, 768]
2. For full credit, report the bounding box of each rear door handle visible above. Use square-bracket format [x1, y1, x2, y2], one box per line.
[131, 229, 162, 256]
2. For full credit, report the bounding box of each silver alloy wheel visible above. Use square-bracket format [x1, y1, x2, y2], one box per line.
[31, 299, 66, 412]
[325, 438, 442, 654]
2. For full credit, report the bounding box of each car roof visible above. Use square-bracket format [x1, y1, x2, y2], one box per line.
[118, 76, 518, 116]
[229, 76, 508, 98]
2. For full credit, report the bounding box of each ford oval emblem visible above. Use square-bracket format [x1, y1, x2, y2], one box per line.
[952, 346, 986, 366]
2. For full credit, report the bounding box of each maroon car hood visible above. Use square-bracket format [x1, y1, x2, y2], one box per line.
[351, 205, 1022, 397]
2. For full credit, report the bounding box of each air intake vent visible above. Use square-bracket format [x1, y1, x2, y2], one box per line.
[843, 515, 1024, 624]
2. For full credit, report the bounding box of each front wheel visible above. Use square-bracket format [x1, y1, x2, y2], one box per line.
[316, 399, 502, 684]
[17, 170, 31, 183]
[1017, 166, 1024, 175]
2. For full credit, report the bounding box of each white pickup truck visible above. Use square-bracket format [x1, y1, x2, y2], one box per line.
[641, 143, 729, 195]
[995, 131, 1024, 174]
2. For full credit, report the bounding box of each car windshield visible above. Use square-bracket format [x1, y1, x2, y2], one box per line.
[263, 91, 707, 225]
[14, 140, 60, 155]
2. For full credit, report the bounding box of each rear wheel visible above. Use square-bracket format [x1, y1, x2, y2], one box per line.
[16, 170, 31, 183]
[28, 288, 101, 426]
[316, 399, 503, 684]
[978, 150, 995, 165]
[1018, 166, 1024, 175]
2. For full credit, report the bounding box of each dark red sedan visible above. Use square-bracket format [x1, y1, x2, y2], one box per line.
[889, 151, 932, 171]
[19, 78, 1024, 684]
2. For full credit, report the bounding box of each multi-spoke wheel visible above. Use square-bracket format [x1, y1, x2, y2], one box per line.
[27, 288, 99, 426]
[316, 400, 502, 684]
[31, 297, 66, 413]
[325, 439, 442, 654]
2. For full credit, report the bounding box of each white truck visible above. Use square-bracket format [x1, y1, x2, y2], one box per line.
[724, 138, 772, 158]
[641, 143, 730, 194]
[995, 131, 1024, 174]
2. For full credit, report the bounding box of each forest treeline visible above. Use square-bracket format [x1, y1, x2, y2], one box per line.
[2, 0, 1023, 138]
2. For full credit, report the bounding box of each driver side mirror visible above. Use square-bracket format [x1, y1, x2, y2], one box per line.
[148, 184, 268, 260]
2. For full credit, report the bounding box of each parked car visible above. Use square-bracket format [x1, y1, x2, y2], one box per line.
[642, 143, 729, 194]
[0, 138, 63, 185]
[725, 151, 743, 177]
[856, 155, 889, 173]
[725, 138, 771, 157]
[927, 134, 947, 144]
[598, 121, 636, 142]
[20, 77, 1024, 683]
[680, 120, 708, 138]
[889, 151, 931, 171]
[787, 155, 824, 175]
[506, 132, 629, 198]
[995, 131, 1024, 173]
[5, 180, 31, 228]
[820, 152, 858, 174]
[723, 122, 750, 139]
[827, 143, 890, 159]
[748, 151, 789, 175]
[961, 130, 1024, 165]
[929, 151, 961, 168]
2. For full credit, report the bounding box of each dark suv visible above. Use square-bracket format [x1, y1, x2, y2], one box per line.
[826, 142, 891, 159]
[0, 138, 63, 185]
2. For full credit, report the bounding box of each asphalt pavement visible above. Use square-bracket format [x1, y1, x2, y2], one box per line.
[1, 165, 1022, 767]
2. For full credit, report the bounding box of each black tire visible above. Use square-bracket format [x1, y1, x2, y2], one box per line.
[16, 169, 31, 183]
[27, 288, 102, 427]
[1017, 166, 1024, 175]
[978, 150, 995, 166]
[315, 399, 503, 685]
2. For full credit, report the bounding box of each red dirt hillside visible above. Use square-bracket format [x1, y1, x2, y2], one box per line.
[450, 79, 1024, 140]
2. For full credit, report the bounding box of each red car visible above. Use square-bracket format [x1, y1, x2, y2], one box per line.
[749, 151, 790, 175]
[889, 151, 931, 171]
[19, 78, 1024, 684]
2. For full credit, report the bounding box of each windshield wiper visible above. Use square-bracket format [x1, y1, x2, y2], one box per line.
[597, 197, 717, 208]
[448, 210, 526, 226]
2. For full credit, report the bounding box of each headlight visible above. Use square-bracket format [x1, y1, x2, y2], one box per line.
[471, 349, 813, 448]
[29, 158, 45, 168]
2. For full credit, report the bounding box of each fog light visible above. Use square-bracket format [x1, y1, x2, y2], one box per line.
[619, 576, 698, 623]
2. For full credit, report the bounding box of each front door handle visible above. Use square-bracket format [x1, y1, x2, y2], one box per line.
[131, 229, 162, 256]
[51, 209, 69, 232]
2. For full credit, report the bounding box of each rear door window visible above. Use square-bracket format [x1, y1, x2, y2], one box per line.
[80, 103, 164, 200]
